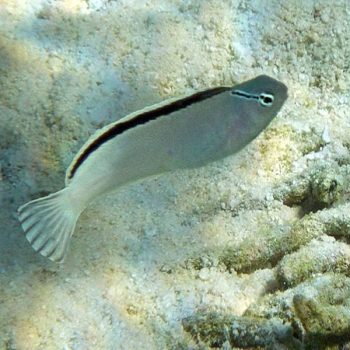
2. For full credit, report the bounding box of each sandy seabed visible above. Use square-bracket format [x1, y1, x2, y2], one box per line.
[1, 0, 350, 349]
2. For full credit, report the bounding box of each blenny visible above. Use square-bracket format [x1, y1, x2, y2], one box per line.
[18, 75, 288, 262]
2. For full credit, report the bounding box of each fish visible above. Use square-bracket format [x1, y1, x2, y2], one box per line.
[18, 75, 288, 262]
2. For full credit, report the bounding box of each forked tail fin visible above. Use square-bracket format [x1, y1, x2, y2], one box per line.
[18, 188, 81, 263]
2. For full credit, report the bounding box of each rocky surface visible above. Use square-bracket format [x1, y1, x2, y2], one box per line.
[1, 0, 350, 349]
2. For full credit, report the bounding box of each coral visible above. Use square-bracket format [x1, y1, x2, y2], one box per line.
[184, 274, 350, 349]
[276, 237, 350, 287]
[183, 312, 302, 349]
[183, 161, 350, 348]
[294, 294, 350, 349]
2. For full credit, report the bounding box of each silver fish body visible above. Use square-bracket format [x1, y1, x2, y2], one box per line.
[18, 75, 288, 262]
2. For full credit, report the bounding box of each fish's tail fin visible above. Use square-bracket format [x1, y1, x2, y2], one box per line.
[18, 188, 82, 263]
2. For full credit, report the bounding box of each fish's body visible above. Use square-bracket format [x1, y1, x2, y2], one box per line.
[18, 75, 288, 262]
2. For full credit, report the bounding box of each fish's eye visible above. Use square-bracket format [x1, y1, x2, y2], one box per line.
[259, 93, 274, 107]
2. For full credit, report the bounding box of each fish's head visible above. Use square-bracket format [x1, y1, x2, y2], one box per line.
[222, 75, 288, 149]
[231, 75, 288, 130]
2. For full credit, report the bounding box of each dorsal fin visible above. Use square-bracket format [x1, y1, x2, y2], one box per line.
[65, 86, 230, 184]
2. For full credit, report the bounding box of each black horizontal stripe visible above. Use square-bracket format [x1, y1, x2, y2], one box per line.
[68, 86, 230, 179]
[231, 90, 258, 99]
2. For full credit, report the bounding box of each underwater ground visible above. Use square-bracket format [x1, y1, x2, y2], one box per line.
[1, 0, 350, 349]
